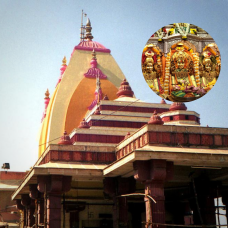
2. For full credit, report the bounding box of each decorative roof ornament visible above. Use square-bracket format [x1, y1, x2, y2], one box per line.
[94, 106, 101, 115]
[160, 99, 166, 104]
[174, 23, 190, 40]
[41, 89, 50, 122]
[88, 76, 103, 110]
[85, 18, 93, 41]
[45, 89, 50, 99]
[58, 131, 72, 145]
[56, 56, 68, 87]
[169, 102, 187, 111]
[116, 79, 134, 98]
[84, 50, 107, 79]
[78, 118, 90, 128]
[62, 56, 67, 65]
[148, 110, 164, 125]
[103, 94, 109, 100]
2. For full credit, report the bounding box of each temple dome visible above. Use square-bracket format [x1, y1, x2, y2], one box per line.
[169, 102, 187, 111]
[74, 40, 111, 53]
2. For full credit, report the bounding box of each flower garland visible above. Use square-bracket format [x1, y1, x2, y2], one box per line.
[164, 52, 171, 94]
[175, 23, 190, 39]
[152, 48, 162, 92]
[192, 53, 200, 87]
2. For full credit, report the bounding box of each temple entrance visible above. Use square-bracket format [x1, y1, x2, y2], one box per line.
[128, 202, 145, 228]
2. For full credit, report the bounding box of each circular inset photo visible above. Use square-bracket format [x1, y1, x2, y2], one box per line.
[142, 23, 221, 102]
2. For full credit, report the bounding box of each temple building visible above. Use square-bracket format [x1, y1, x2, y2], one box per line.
[11, 18, 228, 228]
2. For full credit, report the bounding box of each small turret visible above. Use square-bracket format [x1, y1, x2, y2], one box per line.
[78, 118, 90, 129]
[116, 79, 134, 98]
[58, 131, 72, 145]
[56, 56, 67, 87]
[160, 99, 166, 104]
[41, 89, 50, 122]
[94, 107, 101, 115]
[169, 102, 187, 111]
[148, 110, 164, 125]
[103, 94, 109, 100]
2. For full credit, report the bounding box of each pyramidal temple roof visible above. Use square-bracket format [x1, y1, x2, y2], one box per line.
[38, 18, 125, 156]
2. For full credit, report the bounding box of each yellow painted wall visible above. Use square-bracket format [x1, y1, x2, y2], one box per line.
[65, 77, 118, 134]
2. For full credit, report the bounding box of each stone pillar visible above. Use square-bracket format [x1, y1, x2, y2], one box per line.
[16, 199, 25, 228]
[47, 194, 61, 228]
[29, 184, 38, 228]
[134, 160, 173, 228]
[29, 184, 45, 228]
[104, 177, 135, 228]
[37, 175, 72, 228]
[37, 196, 44, 226]
[21, 194, 35, 228]
[27, 201, 35, 228]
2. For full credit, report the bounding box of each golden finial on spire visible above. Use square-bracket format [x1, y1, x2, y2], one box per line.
[85, 18, 93, 40]
[45, 89, 50, 99]
[62, 56, 67, 66]
[86, 18, 91, 27]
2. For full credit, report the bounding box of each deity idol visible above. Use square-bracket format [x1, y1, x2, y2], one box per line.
[170, 43, 197, 89]
[142, 44, 162, 93]
[199, 46, 220, 90]
[163, 42, 201, 101]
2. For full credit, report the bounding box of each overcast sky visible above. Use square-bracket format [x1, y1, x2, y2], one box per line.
[0, 0, 228, 174]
